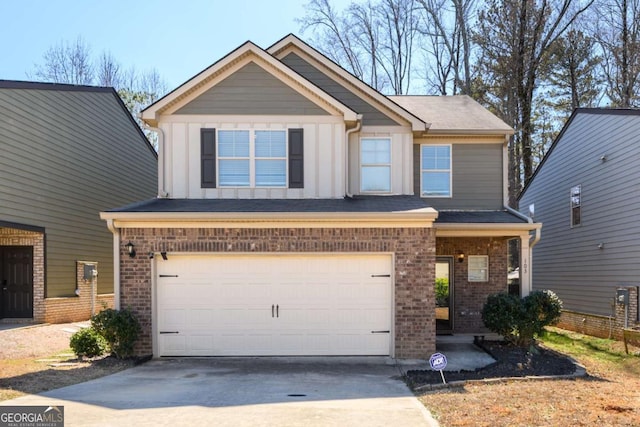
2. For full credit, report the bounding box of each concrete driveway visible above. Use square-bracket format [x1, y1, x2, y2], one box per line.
[5, 357, 438, 427]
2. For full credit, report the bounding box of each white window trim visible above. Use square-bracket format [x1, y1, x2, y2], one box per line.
[570, 184, 581, 228]
[360, 137, 392, 194]
[420, 144, 452, 198]
[217, 129, 288, 188]
[468, 255, 489, 282]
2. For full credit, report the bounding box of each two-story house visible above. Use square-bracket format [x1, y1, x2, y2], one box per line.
[519, 109, 640, 339]
[1, 80, 157, 324]
[101, 35, 539, 359]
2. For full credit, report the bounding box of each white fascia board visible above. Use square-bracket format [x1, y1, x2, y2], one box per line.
[100, 209, 438, 229]
[141, 41, 358, 125]
[435, 222, 541, 237]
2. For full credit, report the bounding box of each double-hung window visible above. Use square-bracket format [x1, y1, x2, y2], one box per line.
[361, 138, 391, 192]
[218, 130, 287, 187]
[421, 145, 451, 197]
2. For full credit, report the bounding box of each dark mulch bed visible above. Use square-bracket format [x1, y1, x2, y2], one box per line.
[405, 341, 577, 388]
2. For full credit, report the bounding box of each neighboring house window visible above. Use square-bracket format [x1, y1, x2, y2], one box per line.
[421, 145, 451, 197]
[571, 185, 581, 227]
[468, 256, 489, 282]
[360, 138, 391, 192]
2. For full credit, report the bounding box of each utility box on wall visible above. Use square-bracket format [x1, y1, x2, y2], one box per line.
[617, 288, 629, 305]
[83, 264, 97, 281]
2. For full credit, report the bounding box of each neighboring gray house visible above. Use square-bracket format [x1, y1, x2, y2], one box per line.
[519, 109, 640, 339]
[101, 34, 539, 359]
[0, 80, 157, 323]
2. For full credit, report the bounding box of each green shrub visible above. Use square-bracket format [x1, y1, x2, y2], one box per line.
[435, 278, 449, 307]
[481, 290, 563, 347]
[91, 308, 141, 359]
[70, 327, 107, 359]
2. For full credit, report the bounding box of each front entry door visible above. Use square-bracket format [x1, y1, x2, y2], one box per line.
[435, 257, 453, 334]
[0, 246, 34, 318]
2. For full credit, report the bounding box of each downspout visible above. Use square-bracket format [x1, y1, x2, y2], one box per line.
[345, 114, 363, 197]
[506, 205, 541, 297]
[142, 121, 168, 198]
[105, 219, 121, 310]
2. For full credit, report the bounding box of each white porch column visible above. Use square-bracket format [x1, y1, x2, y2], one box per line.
[520, 234, 531, 297]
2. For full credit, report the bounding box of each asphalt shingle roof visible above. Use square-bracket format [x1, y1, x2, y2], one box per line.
[108, 198, 530, 224]
[435, 210, 529, 224]
[108, 196, 432, 213]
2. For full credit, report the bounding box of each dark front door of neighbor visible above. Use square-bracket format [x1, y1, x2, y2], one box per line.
[0, 246, 34, 318]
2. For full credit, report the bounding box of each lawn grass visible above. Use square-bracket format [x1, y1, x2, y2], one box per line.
[418, 327, 640, 427]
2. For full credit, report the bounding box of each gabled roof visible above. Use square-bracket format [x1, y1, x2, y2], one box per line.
[0, 79, 156, 157]
[389, 95, 514, 136]
[267, 34, 428, 132]
[140, 41, 358, 127]
[518, 108, 640, 200]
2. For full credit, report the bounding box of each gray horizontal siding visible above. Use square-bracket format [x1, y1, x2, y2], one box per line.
[0, 88, 157, 296]
[175, 63, 328, 116]
[414, 143, 504, 209]
[281, 53, 399, 126]
[519, 112, 640, 315]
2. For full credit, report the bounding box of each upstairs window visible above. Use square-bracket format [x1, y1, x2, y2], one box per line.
[571, 185, 581, 227]
[218, 130, 287, 187]
[421, 145, 451, 197]
[360, 138, 391, 192]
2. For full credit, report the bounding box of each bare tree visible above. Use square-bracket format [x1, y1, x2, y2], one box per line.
[30, 37, 93, 85]
[593, 0, 640, 107]
[96, 51, 122, 88]
[300, 0, 419, 94]
[416, 0, 477, 95]
[30, 37, 168, 149]
[300, 0, 368, 83]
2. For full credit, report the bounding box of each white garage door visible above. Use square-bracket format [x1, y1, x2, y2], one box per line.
[156, 254, 392, 356]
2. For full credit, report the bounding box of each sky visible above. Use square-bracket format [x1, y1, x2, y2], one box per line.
[1, 0, 349, 89]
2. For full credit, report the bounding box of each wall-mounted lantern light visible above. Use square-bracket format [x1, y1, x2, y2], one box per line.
[457, 251, 465, 263]
[125, 241, 136, 258]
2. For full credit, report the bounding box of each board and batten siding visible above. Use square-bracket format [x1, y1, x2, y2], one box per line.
[174, 63, 329, 116]
[413, 141, 504, 209]
[159, 116, 346, 199]
[0, 87, 157, 296]
[348, 126, 414, 195]
[519, 111, 640, 316]
[280, 52, 400, 127]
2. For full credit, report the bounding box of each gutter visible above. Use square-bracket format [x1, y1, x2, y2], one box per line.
[506, 206, 541, 248]
[345, 114, 363, 197]
[141, 120, 168, 198]
[105, 219, 121, 310]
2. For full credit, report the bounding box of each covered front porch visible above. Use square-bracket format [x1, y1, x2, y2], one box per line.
[433, 210, 541, 335]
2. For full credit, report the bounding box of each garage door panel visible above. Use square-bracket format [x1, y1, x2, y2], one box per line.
[157, 254, 392, 356]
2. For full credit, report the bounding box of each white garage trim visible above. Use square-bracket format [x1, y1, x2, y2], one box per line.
[152, 252, 395, 357]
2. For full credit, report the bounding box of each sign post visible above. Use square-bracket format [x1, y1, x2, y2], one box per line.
[429, 352, 447, 384]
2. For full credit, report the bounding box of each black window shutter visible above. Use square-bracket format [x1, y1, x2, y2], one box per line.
[288, 128, 304, 188]
[201, 128, 216, 188]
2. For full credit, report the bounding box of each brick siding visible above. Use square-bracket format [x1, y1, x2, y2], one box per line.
[120, 227, 436, 359]
[0, 226, 113, 324]
[558, 287, 640, 340]
[437, 237, 509, 333]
